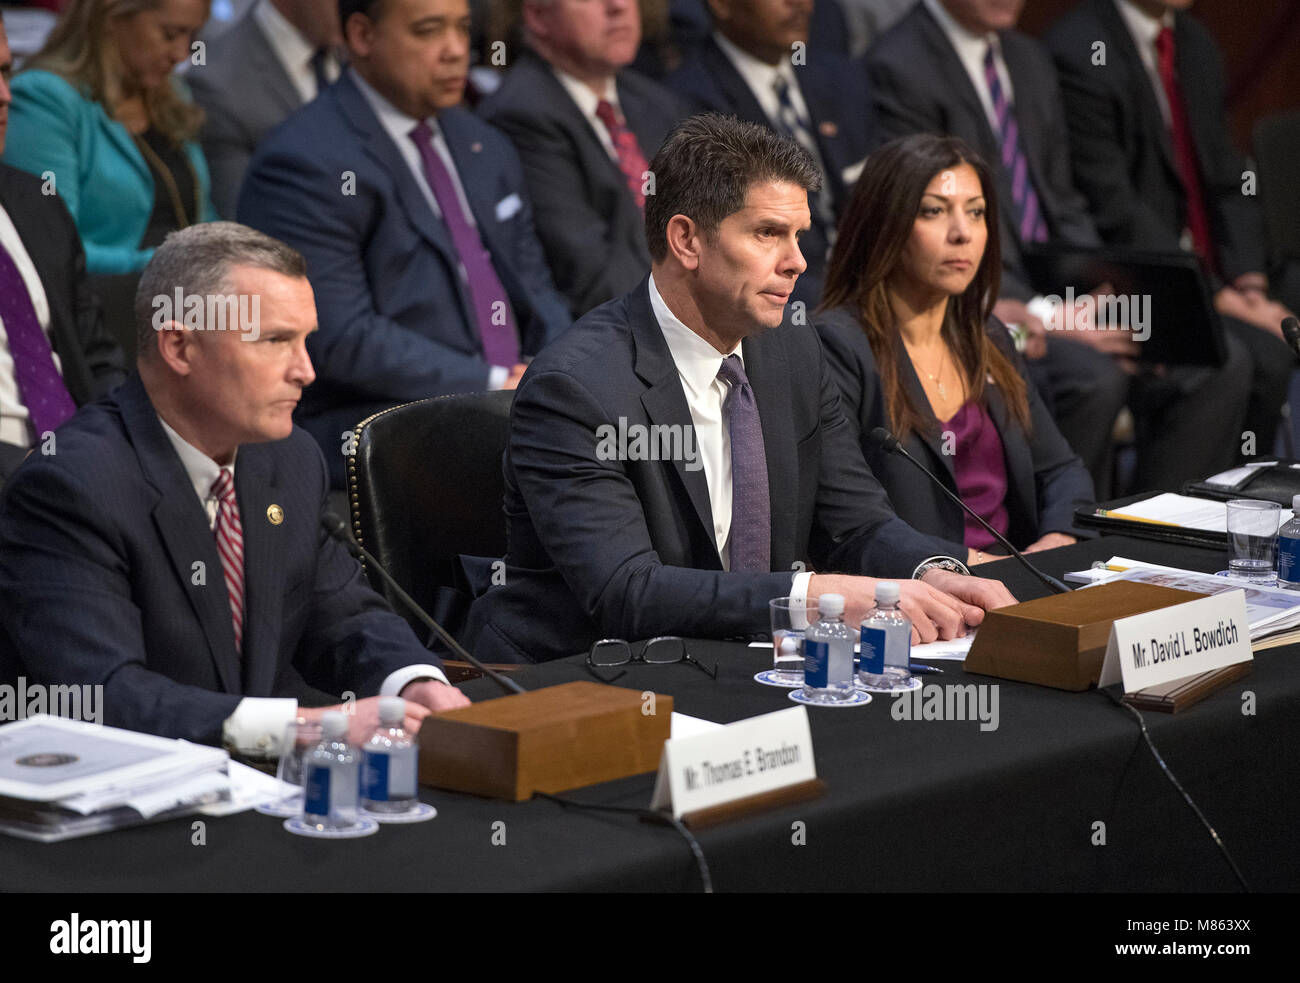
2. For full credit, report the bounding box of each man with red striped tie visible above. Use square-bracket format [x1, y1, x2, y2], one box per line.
[480, 0, 686, 317]
[0, 223, 469, 750]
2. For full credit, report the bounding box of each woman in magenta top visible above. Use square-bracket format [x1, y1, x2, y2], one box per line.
[816, 134, 1094, 566]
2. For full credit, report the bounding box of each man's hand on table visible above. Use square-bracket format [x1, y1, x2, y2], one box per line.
[302, 681, 469, 744]
[808, 573, 1018, 644]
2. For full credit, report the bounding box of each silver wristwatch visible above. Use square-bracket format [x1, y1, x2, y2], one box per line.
[911, 555, 971, 579]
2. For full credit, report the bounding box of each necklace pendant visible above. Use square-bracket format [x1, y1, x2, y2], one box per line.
[937, 381, 947, 399]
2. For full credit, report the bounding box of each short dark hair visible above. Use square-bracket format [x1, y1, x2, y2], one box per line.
[339, 0, 384, 28]
[644, 113, 821, 262]
[135, 223, 307, 359]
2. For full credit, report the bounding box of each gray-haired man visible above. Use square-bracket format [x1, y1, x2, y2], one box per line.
[0, 222, 468, 748]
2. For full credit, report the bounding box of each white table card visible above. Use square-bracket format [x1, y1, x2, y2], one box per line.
[1098, 590, 1252, 691]
[650, 706, 816, 818]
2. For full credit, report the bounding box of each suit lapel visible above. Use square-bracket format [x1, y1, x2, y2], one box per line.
[742, 328, 797, 571]
[917, 6, 999, 162]
[630, 283, 718, 563]
[1095, 0, 1179, 181]
[246, 16, 304, 117]
[702, 38, 771, 126]
[334, 73, 477, 332]
[982, 377, 1032, 521]
[232, 443, 289, 696]
[118, 376, 242, 694]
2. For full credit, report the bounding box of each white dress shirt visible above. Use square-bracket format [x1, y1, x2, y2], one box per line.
[1114, 0, 1174, 127]
[712, 31, 815, 142]
[350, 67, 510, 388]
[0, 201, 61, 451]
[549, 67, 621, 161]
[647, 275, 812, 603]
[253, 0, 341, 104]
[156, 418, 448, 755]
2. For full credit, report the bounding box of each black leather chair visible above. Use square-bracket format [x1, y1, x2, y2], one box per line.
[346, 390, 514, 644]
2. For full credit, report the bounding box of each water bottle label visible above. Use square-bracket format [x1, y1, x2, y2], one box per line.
[861, 627, 886, 674]
[362, 751, 390, 801]
[1280, 537, 1300, 582]
[804, 639, 829, 687]
[303, 764, 330, 815]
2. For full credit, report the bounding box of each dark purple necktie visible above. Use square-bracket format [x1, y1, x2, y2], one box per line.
[983, 44, 1048, 245]
[717, 354, 771, 572]
[0, 242, 76, 438]
[408, 121, 521, 368]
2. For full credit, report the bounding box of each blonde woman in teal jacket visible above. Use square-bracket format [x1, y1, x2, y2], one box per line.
[3, 0, 215, 275]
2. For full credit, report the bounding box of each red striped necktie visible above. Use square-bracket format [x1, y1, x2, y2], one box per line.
[1155, 26, 1216, 272]
[595, 99, 648, 211]
[211, 468, 245, 653]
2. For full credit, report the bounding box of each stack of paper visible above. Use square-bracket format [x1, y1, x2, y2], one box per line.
[0, 715, 232, 842]
[1076, 562, 1300, 649]
[1097, 493, 1294, 532]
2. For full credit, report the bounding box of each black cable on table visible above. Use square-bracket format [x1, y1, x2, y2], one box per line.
[532, 791, 713, 893]
[1098, 687, 1251, 892]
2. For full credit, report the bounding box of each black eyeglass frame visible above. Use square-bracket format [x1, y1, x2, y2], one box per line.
[584, 636, 719, 683]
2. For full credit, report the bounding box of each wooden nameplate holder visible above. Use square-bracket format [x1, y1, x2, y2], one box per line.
[417, 681, 672, 801]
[965, 581, 1207, 691]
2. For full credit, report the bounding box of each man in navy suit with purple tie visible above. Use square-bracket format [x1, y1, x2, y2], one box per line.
[238, 0, 571, 486]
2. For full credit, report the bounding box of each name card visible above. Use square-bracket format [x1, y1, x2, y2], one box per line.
[650, 706, 816, 818]
[1098, 590, 1252, 692]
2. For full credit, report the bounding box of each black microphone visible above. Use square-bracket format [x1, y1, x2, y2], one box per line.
[1282, 316, 1300, 360]
[320, 511, 525, 695]
[869, 427, 1071, 595]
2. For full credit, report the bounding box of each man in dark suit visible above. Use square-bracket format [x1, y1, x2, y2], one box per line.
[0, 223, 469, 747]
[188, 0, 343, 218]
[666, 0, 877, 307]
[238, 0, 572, 486]
[0, 18, 125, 484]
[464, 114, 1015, 664]
[479, 0, 684, 317]
[864, 0, 1248, 496]
[1045, 0, 1295, 455]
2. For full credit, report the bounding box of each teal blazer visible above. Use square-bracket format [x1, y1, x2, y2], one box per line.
[2, 70, 216, 275]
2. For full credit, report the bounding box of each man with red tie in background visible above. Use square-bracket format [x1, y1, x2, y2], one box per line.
[0, 12, 125, 485]
[479, 0, 686, 317]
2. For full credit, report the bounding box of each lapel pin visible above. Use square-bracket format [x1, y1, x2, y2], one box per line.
[819, 121, 838, 138]
[267, 504, 284, 525]
[471, 141, 483, 153]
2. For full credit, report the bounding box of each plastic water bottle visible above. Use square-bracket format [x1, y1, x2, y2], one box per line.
[802, 594, 855, 702]
[1279, 495, 1300, 590]
[859, 582, 913, 691]
[361, 697, 419, 814]
[302, 711, 360, 829]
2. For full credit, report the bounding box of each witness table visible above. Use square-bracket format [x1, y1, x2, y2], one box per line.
[3, 536, 1296, 892]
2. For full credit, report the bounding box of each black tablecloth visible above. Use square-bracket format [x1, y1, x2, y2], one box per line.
[3, 536, 1295, 892]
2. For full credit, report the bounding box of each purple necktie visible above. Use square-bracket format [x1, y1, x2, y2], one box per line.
[408, 121, 521, 368]
[983, 45, 1048, 245]
[0, 242, 76, 438]
[718, 355, 771, 572]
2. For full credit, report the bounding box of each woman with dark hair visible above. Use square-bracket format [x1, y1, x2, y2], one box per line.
[2, 0, 215, 275]
[815, 133, 1093, 565]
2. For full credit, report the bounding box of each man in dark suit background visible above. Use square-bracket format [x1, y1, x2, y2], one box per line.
[480, 0, 684, 317]
[864, 0, 1249, 496]
[0, 223, 470, 748]
[666, 0, 876, 306]
[239, 0, 571, 486]
[188, 0, 344, 218]
[464, 114, 1015, 665]
[0, 16, 125, 484]
[1045, 0, 1295, 456]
